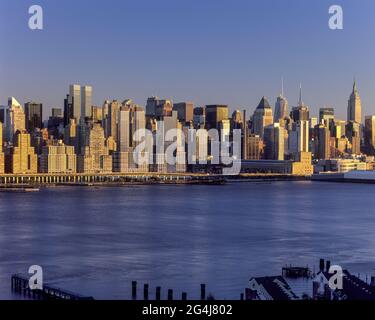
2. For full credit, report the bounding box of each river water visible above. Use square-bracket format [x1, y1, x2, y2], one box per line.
[1, 181, 374, 299]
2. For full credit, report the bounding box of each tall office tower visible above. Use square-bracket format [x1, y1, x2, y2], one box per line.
[274, 78, 289, 121]
[290, 86, 310, 122]
[364, 115, 375, 153]
[173, 102, 194, 124]
[319, 107, 334, 126]
[219, 119, 231, 144]
[77, 123, 112, 173]
[63, 94, 72, 126]
[231, 110, 243, 129]
[346, 121, 361, 155]
[205, 105, 229, 130]
[6, 98, 26, 142]
[145, 97, 173, 118]
[332, 120, 346, 139]
[24, 102, 43, 132]
[105, 100, 120, 144]
[40, 141, 76, 173]
[114, 104, 148, 173]
[347, 80, 361, 124]
[288, 120, 310, 157]
[193, 107, 206, 128]
[0, 105, 6, 124]
[263, 123, 285, 160]
[0, 122, 4, 173]
[246, 134, 264, 160]
[81, 85, 93, 120]
[252, 97, 273, 138]
[316, 124, 331, 160]
[64, 118, 78, 150]
[52, 108, 62, 118]
[5, 131, 37, 174]
[69, 84, 81, 121]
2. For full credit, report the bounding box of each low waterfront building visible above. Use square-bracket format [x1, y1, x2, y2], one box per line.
[5, 131, 37, 174]
[314, 159, 368, 173]
[291, 152, 313, 176]
[39, 141, 76, 173]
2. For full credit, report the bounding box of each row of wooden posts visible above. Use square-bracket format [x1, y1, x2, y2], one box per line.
[131, 281, 207, 301]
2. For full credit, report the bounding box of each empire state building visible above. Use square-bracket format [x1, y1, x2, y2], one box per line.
[347, 80, 362, 124]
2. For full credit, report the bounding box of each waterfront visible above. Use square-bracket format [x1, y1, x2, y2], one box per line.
[1, 181, 375, 300]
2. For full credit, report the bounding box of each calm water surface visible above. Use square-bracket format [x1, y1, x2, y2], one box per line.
[1, 181, 375, 299]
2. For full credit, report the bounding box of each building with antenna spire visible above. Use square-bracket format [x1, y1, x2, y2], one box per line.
[347, 79, 362, 124]
[290, 84, 310, 122]
[274, 78, 289, 121]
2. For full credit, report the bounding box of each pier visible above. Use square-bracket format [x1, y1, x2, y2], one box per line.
[11, 274, 94, 300]
[0, 173, 226, 187]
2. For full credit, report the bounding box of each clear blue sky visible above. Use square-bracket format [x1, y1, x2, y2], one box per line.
[1, 0, 375, 119]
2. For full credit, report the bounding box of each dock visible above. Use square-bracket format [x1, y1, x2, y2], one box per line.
[11, 274, 94, 300]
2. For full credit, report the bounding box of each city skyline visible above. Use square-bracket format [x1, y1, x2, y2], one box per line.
[1, 0, 375, 119]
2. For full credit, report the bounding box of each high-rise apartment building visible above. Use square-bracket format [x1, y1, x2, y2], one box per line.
[40, 141, 76, 173]
[5, 132, 37, 174]
[246, 134, 264, 160]
[6, 98, 26, 142]
[77, 123, 112, 173]
[25, 101, 43, 132]
[347, 80, 361, 124]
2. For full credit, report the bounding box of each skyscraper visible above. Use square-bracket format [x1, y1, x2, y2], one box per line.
[205, 105, 229, 130]
[173, 102, 194, 124]
[69, 84, 81, 121]
[316, 124, 330, 160]
[0, 122, 4, 174]
[264, 123, 285, 160]
[364, 115, 375, 153]
[290, 85, 310, 122]
[347, 80, 361, 124]
[319, 107, 334, 125]
[6, 97, 26, 142]
[252, 97, 273, 138]
[288, 120, 309, 157]
[25, 101, 43, 132]
[274, 80, 289, 121]
[81, 85, 93, 119]
[346, 121, 361, 155]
